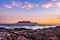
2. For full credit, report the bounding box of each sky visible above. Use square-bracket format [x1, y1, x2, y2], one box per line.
[0, 0, 60, 24]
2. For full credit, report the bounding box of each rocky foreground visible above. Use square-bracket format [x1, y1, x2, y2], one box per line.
[0, 26, 60, 40]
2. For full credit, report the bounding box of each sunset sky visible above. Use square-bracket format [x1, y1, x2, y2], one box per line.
[0, 0, 60, 24]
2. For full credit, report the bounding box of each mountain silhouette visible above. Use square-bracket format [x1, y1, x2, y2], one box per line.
[0, 21, 51, 26]
[17, 21, 32, 23]
[16, 21, 40, 26]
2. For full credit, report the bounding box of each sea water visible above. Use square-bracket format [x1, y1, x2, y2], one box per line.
[0, 25, 58, 30]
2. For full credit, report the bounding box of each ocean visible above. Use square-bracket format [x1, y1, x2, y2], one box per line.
[0, 25, 58, 30]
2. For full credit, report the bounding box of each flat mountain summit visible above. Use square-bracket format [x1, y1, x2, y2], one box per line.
[0, 21, 51, 26]
[16, 21, 40, 26]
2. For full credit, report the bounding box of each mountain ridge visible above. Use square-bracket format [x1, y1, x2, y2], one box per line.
[0, 21, 51, 26]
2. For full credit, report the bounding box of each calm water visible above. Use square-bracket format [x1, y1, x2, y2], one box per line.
[0, 25, 58, 30]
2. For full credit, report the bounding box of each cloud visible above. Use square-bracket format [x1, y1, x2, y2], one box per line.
[42, 1, 60, 8]
[52, 0, 58, 1]
[42, 3, 52, 8]
[4, 5, 13, 8]
[2, 0, 60, 9]
[0, 8, 3, 10]
[11, 1, 39, 9]
[3, 1, 39, 9]
[3, 1, 22, 9]
[11, 1, 23, 7]
[22, 1, 39, 9]
[56, 2, 60, 7]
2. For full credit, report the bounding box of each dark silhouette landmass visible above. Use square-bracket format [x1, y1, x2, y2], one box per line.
[0, 21, 51, 26]
[16, 21, 40, 26]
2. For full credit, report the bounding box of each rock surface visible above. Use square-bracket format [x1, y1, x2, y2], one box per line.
[0, 26, 60, 40]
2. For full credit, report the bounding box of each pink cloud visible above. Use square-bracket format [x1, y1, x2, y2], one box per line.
[24, 3, 35, 9]
[3, 1, 22, 9]
[0, 8, 3, 10]
[11, 1, 16, 6]
[3, 1, 39, 9]
[52, 0, 58, 1]
[25, 4, 39, 9]
[42, 1, 60, 8]
[4, 5, 12, 8]
[42, 3, 52, 8]
[12, 1, 23, 8]
[21, 1, 39, 9]
[11, 1, 39, 9]
[56, 2, 60, 7]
